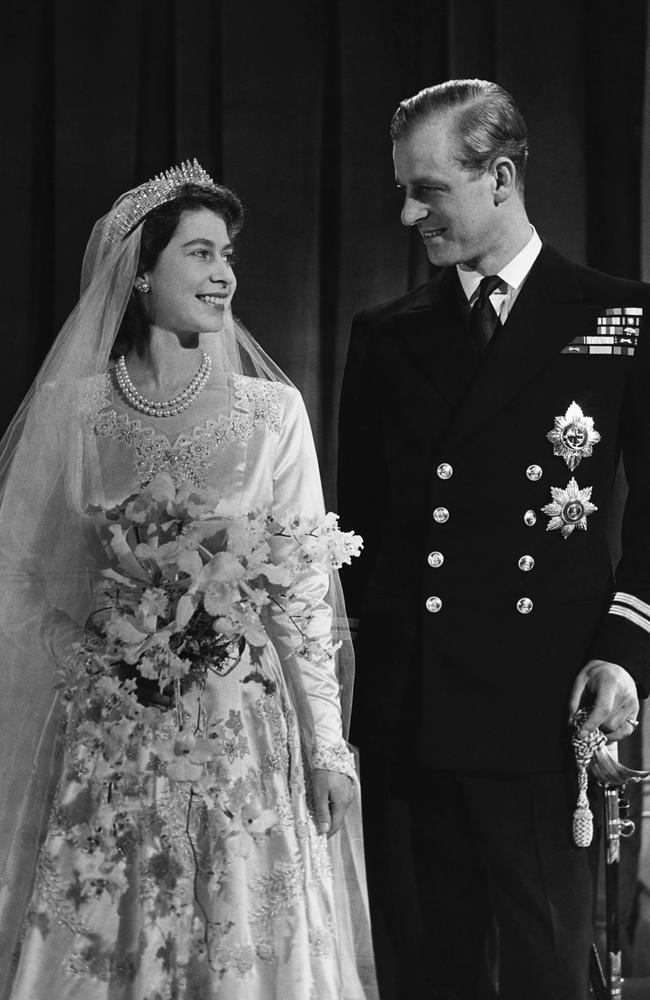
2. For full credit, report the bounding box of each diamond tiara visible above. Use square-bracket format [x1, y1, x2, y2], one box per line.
[105, 159, 218, 245]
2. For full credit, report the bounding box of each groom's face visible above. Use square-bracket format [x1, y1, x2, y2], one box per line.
[393, 113, 501, 272]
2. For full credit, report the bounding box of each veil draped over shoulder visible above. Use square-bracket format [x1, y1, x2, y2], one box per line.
[0, 190, 374, 998]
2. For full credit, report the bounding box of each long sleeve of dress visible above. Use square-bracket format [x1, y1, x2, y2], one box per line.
[266, 386, 356, 779]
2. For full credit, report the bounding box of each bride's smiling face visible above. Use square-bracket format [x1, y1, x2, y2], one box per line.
[142, 208, 237, 336]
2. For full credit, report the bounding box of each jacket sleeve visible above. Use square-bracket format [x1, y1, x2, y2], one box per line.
[589, 303, 650, 696]
[337, 314, 386, 622]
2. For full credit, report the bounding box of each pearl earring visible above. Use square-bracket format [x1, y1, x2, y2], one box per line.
[134, 276, 150, 293]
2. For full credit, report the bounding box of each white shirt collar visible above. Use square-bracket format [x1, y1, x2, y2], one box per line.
[456, 225, 543, 302]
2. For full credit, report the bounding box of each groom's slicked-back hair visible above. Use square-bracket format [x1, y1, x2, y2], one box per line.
[390, 79, 529, 191]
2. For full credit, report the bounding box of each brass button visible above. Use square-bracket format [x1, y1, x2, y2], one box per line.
[517, 597, 534, 614]
[436, 463, 453, 480]
[518, 555, 535, 572]
[433, 507, 449, 523]
[425, 596, 443, 613]
[524, 509, 537, 526]
[526, 465, 543, 481]
[428, 551, 445, 568]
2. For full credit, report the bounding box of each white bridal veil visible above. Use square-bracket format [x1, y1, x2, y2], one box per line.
[0, 178, 374, 998]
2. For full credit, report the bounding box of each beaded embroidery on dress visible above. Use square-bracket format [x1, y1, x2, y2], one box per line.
[85, 372, 284, 490]
[9, 374, 361, 1000]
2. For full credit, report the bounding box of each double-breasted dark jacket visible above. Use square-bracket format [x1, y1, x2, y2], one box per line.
[338, 243, 650, 772]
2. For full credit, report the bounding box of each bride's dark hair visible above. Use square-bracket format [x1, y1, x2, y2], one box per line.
[111, 183, 244, 358]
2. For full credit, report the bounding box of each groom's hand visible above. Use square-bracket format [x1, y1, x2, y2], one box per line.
[569, 658, 639, 742]
[312, 768, 354, 837]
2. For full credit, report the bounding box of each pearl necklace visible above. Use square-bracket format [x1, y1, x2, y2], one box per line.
[115, 351, 212, 417]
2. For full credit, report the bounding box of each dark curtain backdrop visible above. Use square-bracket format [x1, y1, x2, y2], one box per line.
[1, 0, 647, 506]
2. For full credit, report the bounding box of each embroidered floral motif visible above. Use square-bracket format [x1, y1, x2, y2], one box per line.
[221, 734, 250, 763]
[273, 792, 300, 831]
[254, 694, 291, 772]
[68, 941, 141, 985]
[233, 375, 283, 436]
[309, 922, 334, 957]
[86, 373, 285, 488]
[29, 849, 91, 938]
[263, 749, 283, 774]
[312, 738, 357, 780]
[294, 818, 311, 841]
[213, 942, 257, 977]
[206, 710, 251, 764]
[225, 708, 244, 736]
[77, 373, 112, 420]
[251, 861, 305, 922]
[255, 938, 277, 962]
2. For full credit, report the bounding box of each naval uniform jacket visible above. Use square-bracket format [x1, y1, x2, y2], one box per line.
[338, 243, 650, 772]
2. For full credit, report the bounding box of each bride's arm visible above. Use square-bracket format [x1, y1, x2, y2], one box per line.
[266, 386, 356, 830]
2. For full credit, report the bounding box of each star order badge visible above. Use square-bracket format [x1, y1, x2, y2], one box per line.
[542, 478, 598, 539]
[546, 401, 601, 471]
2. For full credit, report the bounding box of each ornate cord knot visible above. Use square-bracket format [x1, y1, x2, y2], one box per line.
[572, 708, 606, 846]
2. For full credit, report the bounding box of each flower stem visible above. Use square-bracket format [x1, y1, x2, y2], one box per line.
[185, 789, 211, 952]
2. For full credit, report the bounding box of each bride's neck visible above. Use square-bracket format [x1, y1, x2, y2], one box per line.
[129, 327, 224, 392]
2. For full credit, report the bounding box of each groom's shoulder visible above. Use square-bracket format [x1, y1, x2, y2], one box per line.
[540, 242, 650, 303]
[352, 272, 443, 333]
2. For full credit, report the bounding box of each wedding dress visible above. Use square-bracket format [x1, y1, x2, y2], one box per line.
[8, 366, 368, 1000]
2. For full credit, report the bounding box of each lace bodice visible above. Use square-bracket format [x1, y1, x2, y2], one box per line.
[81, 371, 285, 490]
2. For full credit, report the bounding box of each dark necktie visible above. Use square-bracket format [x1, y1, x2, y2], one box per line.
[469, 274, 502, 352]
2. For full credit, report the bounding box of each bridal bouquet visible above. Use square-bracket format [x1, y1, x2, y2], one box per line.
[54, 472, 362, 907]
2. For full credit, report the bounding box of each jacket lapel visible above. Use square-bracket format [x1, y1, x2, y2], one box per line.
[442, 244, 585, 451]
[392, 267, 479, 410]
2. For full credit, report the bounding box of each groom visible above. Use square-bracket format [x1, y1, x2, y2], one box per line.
[338, 79, 650, 1000]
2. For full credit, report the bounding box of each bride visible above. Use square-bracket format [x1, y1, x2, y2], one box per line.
[0, 161, 376, 1000]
